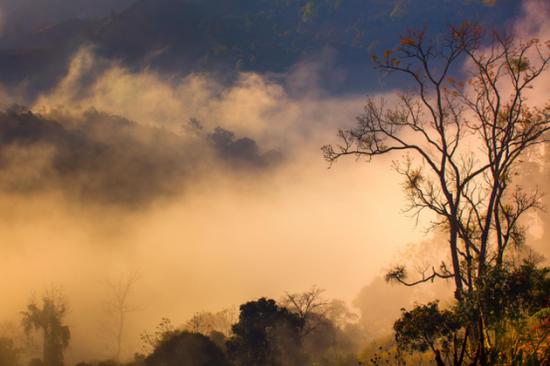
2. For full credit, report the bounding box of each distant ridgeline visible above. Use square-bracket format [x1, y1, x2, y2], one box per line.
[0, 0, 521, 96]
[0, 106, 282, 207]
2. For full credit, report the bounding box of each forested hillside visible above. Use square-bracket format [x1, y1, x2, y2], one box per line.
[0, 0, 521, 97]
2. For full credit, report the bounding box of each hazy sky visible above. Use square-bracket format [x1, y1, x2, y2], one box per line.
[1, 0, 550, 364]
[0, 46, 425, 363]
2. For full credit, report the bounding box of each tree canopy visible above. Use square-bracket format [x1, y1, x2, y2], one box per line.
[324, 20, 550, 365]
[323, 21, 550, 301]
[226, 298, 304, 366]
[21, 286, 70, 366]
[145, 331, 229, 366]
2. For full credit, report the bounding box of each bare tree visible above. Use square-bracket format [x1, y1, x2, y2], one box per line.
[281, 286, 332, 343]
[208, 307, 238, 338]
[140, 318, 177, 354]
[101, 271, 142, 361]
[182, 307, 238, 337]
[184, 311, 211, 335]
[323, 21, 550, 301]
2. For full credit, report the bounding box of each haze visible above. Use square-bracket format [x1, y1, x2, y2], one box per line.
[1, 0, 550, 364]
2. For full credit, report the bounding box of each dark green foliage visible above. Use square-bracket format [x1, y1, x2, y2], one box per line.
[226, 297, 304, 366]
[145, 331, 229, 366]
[391, 263, 550, 365]
[393, 301, 463, 354]
[460, 262, 550, 326]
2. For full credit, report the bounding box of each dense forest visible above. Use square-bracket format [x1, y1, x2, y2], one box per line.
[0, 0, 521, 97]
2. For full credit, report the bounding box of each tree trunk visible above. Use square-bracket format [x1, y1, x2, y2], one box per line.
[449, 220, 463, 301]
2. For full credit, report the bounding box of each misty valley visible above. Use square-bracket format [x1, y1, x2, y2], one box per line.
[1, 0, 550, 365]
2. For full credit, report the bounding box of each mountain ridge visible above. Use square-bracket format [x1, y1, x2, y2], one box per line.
[0, 0, 523, 98]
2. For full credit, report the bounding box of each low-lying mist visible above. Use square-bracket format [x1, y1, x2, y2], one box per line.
[0, 45, 427, 363]
[2, 1, 550, 364]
